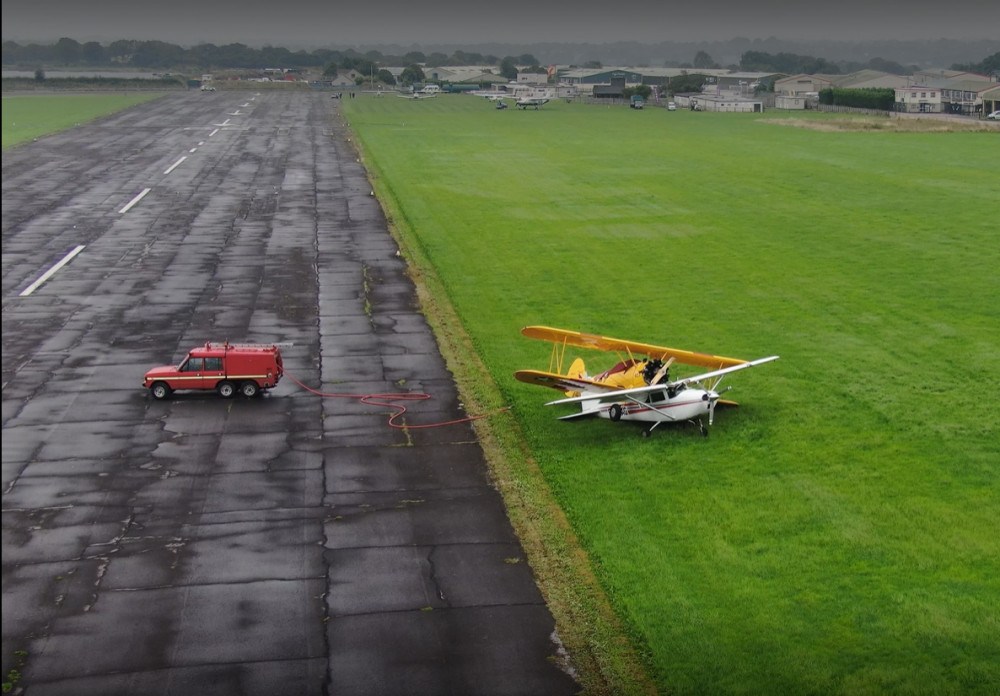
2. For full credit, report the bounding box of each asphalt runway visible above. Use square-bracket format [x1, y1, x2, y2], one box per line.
[1, 89, 579, 696]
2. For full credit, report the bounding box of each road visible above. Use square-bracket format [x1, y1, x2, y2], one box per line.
[1, 89, 579, 696]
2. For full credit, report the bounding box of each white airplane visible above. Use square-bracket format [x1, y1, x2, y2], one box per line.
[396, 91, 436, 100]
[473, 93, 514, 109]
[515, 96, 549, 109]
[546, 356, 779, 437]
[515, 326, 779, 437]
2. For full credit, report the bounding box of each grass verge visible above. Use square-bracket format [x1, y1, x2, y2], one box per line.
[1, 93, 163, 149]
[336, 104, 658, 695]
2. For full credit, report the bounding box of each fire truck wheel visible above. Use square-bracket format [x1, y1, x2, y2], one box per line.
[240, 381, 259, 398]
[150, 382, 171, 400]
[217, 381, 236, 398]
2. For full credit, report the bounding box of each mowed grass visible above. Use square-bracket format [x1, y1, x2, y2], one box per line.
[1, 93, 162, 149]
[350, 96, 999, 694]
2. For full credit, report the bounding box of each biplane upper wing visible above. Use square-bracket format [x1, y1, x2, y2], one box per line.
[521, 326, 746, 370]
[514, 369, 627, 394]
[544, 356, 780, 407]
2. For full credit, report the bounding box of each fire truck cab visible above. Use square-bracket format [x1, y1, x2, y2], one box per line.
[144, 342, 283, 400]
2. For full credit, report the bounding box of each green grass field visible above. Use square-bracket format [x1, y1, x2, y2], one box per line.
[343, 95, 999, 695]
[1, 94, 162, 149]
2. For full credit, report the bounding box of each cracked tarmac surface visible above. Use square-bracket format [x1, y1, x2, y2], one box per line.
[2, 90, 580, 696]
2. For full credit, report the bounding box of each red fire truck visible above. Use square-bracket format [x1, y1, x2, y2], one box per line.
[144, 342, 283, 400]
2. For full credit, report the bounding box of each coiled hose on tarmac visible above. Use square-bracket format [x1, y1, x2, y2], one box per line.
[280, 370, 510, 429]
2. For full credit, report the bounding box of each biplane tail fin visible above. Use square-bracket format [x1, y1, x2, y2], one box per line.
[564, 357, 587, 397]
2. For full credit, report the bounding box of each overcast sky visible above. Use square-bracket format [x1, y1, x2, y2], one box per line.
[3, 0, 998, 47]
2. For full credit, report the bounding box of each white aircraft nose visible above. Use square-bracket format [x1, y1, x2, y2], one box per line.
[706, 390, 720, 424]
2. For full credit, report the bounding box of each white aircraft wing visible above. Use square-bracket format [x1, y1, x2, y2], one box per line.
[544, 356, 779, 407]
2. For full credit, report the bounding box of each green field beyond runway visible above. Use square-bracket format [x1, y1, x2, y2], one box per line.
[343, 95, 999, 695]
[1, 94, 162, 149]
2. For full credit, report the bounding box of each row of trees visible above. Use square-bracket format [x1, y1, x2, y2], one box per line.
[0, 38, 927, 79]
[666, 50, 916, 75]
[5, 37, 996, 87]
[951, 52, 1000, 77]
[733, 49, 997, 77]
[0, 38, 540, 74]
[318, 55, 535, 85]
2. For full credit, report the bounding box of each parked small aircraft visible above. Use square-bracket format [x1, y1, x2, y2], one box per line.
[471, 89, 510, 100]
[397, 91, 436, 100]
[515, 326, 778, 437]
[516, 96, 550, 109]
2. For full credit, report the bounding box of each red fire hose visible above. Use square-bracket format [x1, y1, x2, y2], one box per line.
[280, 370, 510, 429]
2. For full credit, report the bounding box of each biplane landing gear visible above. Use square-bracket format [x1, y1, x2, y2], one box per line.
[608, 403, 624, 422]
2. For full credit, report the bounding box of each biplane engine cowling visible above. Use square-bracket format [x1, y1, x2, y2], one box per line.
[642, 359, 664, 385]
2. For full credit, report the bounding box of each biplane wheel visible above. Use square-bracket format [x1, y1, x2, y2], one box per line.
[608, 403, 623, 422]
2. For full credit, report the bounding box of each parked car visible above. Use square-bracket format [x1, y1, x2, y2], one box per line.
[667, 102, 677, 111]
[987, 111, 1000, 120]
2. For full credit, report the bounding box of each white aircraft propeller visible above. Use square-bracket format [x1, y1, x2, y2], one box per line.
[705, 384, 734, 426]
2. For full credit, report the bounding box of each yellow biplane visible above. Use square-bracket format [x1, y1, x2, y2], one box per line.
[514, 326, 778, 437]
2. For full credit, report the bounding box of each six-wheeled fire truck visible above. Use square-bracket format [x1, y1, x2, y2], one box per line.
[144, 342, 283, 400]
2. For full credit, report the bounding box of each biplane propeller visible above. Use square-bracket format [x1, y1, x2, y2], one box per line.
[514, 326, 778, 437]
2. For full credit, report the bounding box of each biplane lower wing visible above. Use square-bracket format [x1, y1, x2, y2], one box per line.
[544, 356, 780, 407]
[521, 326, 746, 370]
[514, 369, 624, 395]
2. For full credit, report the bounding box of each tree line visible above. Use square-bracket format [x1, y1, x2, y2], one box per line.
[4, 37, 995, 84]
[818, 88, 896, 110]
[1, 38, 541, 75]
[737, 49, 998, 77]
